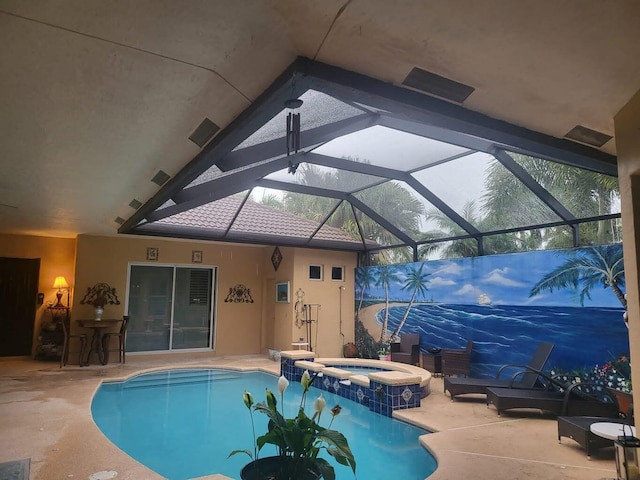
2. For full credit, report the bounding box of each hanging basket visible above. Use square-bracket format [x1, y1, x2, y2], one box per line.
[240, 456, 322, 480]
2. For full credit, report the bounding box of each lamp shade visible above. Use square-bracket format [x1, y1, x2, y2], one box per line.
[53, 276, 69, 290]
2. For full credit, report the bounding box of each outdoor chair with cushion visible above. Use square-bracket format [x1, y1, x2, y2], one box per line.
[390, 333, 420, 365]
[441, 340, 473, 376]
[486, 372, 619, 418]
[444, 341, 554, 400]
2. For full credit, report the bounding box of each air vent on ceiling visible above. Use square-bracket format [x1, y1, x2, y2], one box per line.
[189, 117, 220, 148]
[564, 125, 612, 148]
[114, 216, 125, 224]
[129, 199, 142, 210]
[151, 170, 171, 186]
[402, 67, 475, 103]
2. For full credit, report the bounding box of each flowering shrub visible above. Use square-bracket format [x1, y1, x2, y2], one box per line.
[547, 353, 631, 393]
[594, 354, 632, 393]
[230, 372, 356, 480]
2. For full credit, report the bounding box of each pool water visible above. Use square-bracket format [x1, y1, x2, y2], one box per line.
[92, 369, 436, 480]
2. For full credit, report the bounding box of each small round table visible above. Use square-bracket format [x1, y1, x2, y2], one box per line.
[291, 341, 309, 350]
[590, 422, 636, 440]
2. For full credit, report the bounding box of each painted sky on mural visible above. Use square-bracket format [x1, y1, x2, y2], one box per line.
[359, 246, 625, 308]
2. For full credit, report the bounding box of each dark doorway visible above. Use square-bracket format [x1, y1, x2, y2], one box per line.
[0, 257, 40, 356]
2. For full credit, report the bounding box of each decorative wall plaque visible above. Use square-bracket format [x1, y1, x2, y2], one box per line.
[271, 246, 282, 271]
[224, 284, 254, 303]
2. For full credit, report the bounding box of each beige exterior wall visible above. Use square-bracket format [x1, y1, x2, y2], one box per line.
[1, 232, 356, 359]
[615, 88, 640, 409]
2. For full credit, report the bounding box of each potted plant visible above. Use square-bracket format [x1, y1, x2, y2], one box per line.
[79, 282, 120, 320]
[377, 341, 391, 361]
[230, 371, 356, 480]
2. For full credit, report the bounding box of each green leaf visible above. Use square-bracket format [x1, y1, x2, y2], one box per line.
[314, 457, 336, 480]
[227, 449, 253, 460]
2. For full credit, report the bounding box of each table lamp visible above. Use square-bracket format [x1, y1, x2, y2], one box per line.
[53, 276, 69, 307]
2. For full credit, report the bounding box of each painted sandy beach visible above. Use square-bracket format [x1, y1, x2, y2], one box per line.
[358, 302, 411, 340]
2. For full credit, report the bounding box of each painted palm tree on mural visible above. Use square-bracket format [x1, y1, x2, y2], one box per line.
[389, 264, 431, 339]
[355, 267, 376, 321]
[529, 244, 626, 308]
[375, 265, 400, 344]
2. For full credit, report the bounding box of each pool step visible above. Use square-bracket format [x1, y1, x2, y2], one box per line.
[115, 370, 243, 390]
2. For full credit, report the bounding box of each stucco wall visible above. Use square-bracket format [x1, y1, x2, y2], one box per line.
[615, 87, 640, 407]
[1, 232, 356, 359]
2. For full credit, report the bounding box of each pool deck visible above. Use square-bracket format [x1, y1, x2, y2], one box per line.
[0, 354, 619, 480]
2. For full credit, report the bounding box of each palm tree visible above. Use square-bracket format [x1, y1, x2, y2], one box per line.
[484, 153, 620, 247]
[529, 244, 626, 307]
[389, 264, 431, 339]
[265, 161, 424, 263]
[375, 265, 400, 344]
[355, 268, 376, 320]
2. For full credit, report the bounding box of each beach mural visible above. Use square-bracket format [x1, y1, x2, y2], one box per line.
[355, 244, 629, 379]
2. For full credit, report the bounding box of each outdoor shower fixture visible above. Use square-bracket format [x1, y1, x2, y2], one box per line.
[296, 303, 320, 352]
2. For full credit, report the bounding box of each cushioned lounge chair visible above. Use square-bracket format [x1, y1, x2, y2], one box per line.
[486, 376, 619, 417]
[444, 341, 554, 400]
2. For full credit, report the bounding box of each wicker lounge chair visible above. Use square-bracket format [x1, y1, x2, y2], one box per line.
[444, 341, 554, 400]
[557, 395, 633, 457]
[486, 376, 619, 417]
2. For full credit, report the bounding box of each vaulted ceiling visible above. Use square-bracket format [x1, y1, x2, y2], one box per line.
[2, 1, 639, 250]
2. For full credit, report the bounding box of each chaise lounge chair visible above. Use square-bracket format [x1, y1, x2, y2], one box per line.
[486, 374, 619, 418]
[444, 341, 554, 400]
[558, 392, 633, 458]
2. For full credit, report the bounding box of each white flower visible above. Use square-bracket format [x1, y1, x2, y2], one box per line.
[301, 370, 312, 391]
[314, 394, 326, 415]
[278, 375, 289, 395]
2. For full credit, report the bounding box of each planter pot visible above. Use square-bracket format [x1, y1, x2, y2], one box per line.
[610, 388, 634, 417]
[240, 456, 321, 480]
[379, 355, 387, 361]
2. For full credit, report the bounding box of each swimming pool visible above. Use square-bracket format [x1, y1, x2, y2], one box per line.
[91, 369, 437, 480]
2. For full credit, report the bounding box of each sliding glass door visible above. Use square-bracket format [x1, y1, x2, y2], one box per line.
[126, 264, 216, 353]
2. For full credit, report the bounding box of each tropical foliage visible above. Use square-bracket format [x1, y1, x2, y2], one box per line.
[258, 151, 620, 265]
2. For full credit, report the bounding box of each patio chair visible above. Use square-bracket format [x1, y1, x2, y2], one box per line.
[444, 341, 554, 400]
[441, 340, 473, 376]
[60, 313, 87, 367]
[557, 393, 633, 458]
[101, 315, 129, 364]
[390, 333, 420, 365]
[486, 373, 619, 417]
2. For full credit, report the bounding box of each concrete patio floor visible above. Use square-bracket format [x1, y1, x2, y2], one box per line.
[0, 354, 619, 480]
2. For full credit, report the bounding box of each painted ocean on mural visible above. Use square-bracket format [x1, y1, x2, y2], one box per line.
[355, 244, 629, 377]
[377, 303, 628, 377]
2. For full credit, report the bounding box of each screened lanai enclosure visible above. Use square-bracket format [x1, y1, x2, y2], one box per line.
[120, 58, 620, 265]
